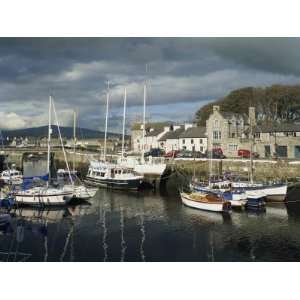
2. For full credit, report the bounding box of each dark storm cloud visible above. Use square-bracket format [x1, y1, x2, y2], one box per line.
[0, 37, 300, 130]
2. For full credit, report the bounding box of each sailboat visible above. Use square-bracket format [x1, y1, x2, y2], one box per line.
[13, 96, 74, 206]
[118, 69, 166, 176]
[191, 132, 247, 208]
[85, 85, 143, 190]
[60, 110, 98, 200]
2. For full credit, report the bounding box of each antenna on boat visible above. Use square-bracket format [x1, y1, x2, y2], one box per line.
[103, 81, 110, 162]
[121, 87, 127, 160]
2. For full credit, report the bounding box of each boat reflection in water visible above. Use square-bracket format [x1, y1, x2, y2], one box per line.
[0, 204, 91, 262]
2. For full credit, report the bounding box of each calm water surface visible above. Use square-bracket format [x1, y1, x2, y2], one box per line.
[1, 186, 300, 262]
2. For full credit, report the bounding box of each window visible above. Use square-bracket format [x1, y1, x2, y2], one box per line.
[231, 133, 235, 138]
[213, 131, 221, 140]
[199, 138, 203, 144]
[214, 119, 219, 128]
[254, 132, 260, 139]
[191, 139, 194, 144]
[276, 145, 288, 158]
[200, 146, 204, 152]
[229, 144, 238, 151]
[182, 139, 185, 144]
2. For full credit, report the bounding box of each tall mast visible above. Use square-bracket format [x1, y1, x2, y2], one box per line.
[208, 131, 213, 187]
[121, 87, 127, 160]
[47, 95, 52, 186]
[73, 110, 76, 172]
[249, 113, 254, 184]
[103, 81, 110, 162]
[141, 84, 146, 163]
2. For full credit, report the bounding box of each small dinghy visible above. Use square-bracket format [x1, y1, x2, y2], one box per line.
[180, 192, 231, 212]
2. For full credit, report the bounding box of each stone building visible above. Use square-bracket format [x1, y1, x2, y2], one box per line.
[253, 123, 300, 158]
[206, 105, 250, 157]
[206, 105, 300, 159]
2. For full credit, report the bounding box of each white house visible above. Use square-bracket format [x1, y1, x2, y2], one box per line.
[131, 122, 173, 153]
[178, 126, 207, 153]
[158, 125, 185, 152]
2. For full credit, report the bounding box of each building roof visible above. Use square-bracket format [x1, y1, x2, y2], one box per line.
[179, 127, 207, 138]
[158, 126, 185, 141]
[220, 111, 248, 122]
[145, 128, 165, 137]
[253, 122, 300, 133]
[131, 121, 172, 131]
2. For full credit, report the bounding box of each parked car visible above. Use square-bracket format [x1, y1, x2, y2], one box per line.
[238, 149, 259, 158]
[206, 148, 226, 159]
[164, 150, 180, 158]
[144, 148, 165, 157]
[177, 151, 206, 158]
[177, 151, 193, 158]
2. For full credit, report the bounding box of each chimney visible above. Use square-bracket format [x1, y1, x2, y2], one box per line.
[213, 105, 220, 113]
[248, 107, 256, 126]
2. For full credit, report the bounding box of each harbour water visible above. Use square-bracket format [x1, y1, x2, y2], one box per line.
[1, 186, 300, 261]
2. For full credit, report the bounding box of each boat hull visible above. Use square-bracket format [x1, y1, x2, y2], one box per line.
[233, 183, 287, 202]
[181, 193, 230, 212]
[63, 185, 98, 200]
[85, 176, 143, 190]
[14, 191, 73, 206]
[134, 163, 166, 176]
[192, 184, 247, 207]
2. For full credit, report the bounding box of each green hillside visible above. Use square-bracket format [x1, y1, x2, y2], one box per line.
[195, 85, 300, 126]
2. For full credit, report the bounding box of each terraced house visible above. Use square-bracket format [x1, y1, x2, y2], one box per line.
[131, 122, 208, 153]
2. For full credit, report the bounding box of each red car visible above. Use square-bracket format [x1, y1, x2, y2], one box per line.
[164, 150, 180, 158]
[238, 149, 259, 158]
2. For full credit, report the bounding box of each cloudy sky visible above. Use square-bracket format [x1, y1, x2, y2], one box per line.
[1, 37, 300, 132]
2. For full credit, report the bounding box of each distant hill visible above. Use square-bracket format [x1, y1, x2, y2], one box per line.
[195, 84, 300, 126]
[0, 125, 125, 140]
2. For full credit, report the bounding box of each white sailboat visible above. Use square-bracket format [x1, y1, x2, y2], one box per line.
[14, 96, 74, 206]
[118, 68, 166, 176]
[61, 110, 97, 200]
[86, 85, 143, 190]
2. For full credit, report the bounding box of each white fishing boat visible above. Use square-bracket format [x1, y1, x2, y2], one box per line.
[86, 85, 144, 190]
[14, 96, 74, 206]
[85, 161, 143, 190]
[0, 168, 23, 185]
[180, 192, 231, 212]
